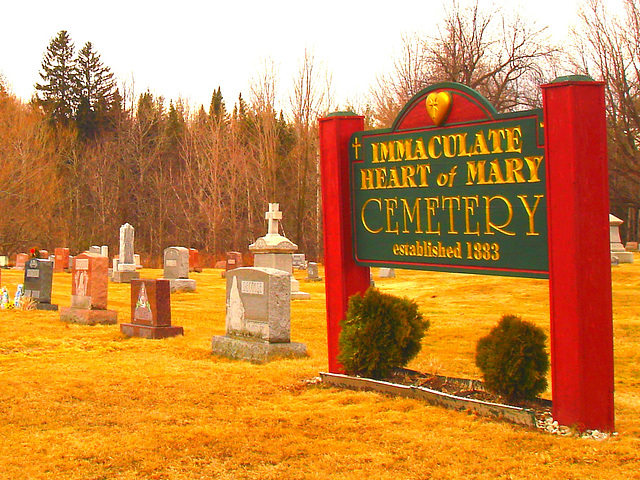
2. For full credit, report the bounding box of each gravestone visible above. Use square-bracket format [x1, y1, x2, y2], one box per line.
[189, 248, 203, 273]
[379, 267, 396, 278]
[249, 203, 310, 300]
[23, 258, 58, 310]
[211, 267, 306, 363]
[0, 256, 8, 267]
[222, 251, 243, 277]
[306, 262, 322, 282]
[101, 245, 109, 258]
[89, 246, 101, 254]
[60, 252, 118, 325]
[54, 248, 70, 273]
[292, 254, 307, 270]
[120, 279, 183, 339]
[14, 253, 28, 270]
[38, 250, 48, 259]
[625, 241, 639, 252]
[134, 254, 142, 270]
[609, 214, 633, 263]
[214, 260, 226, 269]
[162, 247, 196, 292]
[112, 223, 140, 283]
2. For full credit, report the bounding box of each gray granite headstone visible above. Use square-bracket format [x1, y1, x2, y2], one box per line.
[164, 247, 190, 279]
[306, 262, 322, 282]
[379, 267, 396, 278]
[610, 214, 633, 263]
[292, 253, 307, 270]
[23, 258, 58, 310]
[89, 246, 101, 254]
[212, 267, 306, 363]
[119, 223, 135, 266]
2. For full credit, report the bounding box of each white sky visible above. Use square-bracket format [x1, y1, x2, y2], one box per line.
[0, 0, 609, 113]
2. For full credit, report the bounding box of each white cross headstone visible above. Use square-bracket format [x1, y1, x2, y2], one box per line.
[265, 203, 282, 236]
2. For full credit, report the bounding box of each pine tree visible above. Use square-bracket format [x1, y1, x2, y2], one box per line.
[76, 41, 117, 139]
[35, 30, 78, 124]
[209, 87, 226, 126]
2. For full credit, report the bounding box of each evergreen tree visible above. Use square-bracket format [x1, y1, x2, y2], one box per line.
[35, 30, 78, 124]
[76, 41, 118, 139]
[209, 87, 226, 125]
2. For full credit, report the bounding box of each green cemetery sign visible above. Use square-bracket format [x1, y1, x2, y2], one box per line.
[349, 83, 548, 278]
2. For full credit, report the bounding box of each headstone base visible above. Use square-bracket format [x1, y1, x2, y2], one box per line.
[168, 278, 197, 293]
[120, 323, 184, 339]
[211, 335, 307, 364]
[611, 251, 634, 263]
[59, 307, 118, 325]
[305, 277, 323, 282]
[111, 270, 140, 283]
[36, 303, 59, 311]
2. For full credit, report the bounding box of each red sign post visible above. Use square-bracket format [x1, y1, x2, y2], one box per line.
[319, 79, 614, 431]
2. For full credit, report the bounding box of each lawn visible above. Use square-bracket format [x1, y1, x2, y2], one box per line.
[0, 262, 639, 479]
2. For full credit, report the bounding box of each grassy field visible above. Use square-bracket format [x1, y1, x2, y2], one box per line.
[0, 262, 639, 479]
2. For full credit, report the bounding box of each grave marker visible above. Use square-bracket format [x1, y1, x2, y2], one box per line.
[23, 258, 58, 310]
[211, 267, 306, 363]
[250, 203, 310, 300]
[306, 262, 322, 282]
[54, 248, 70, 273]
[112, 223, 140, 283]
[60, 252, 118, 325]
[14, 253, 28, 270]
[162, 247, 196, 292]
[189, 248, 203, 273]
[120, 279, 183, 339]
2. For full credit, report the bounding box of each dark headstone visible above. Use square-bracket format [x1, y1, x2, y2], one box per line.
[23, 258, 57, 310]
[120, 279, 183, 339]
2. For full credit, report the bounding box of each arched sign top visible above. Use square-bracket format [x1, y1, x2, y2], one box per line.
[392, 82, 499, 132]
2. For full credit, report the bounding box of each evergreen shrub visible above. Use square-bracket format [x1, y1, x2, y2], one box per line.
[475, 314, 550, 401]
[338, 287, 429, 379]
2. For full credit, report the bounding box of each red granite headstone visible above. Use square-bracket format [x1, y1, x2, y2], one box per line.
[38, 250, 49, 259]
[189, 248, 202, 273]
[59, 252, 117, 325]
[15, 253, 29, 270]
[54, 248, 70, 273]
[120, 279, 183, 339]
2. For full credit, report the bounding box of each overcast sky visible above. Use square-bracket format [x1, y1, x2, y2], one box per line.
[0, 0, 606, 113]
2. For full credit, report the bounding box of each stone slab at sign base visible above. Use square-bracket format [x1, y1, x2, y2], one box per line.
[320, 372, 538, 428]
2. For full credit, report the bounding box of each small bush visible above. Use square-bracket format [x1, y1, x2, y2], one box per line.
[338, 287, 429, 379]
[475, 314, 549, 401]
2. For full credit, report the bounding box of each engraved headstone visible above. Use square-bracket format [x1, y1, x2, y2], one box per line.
[162, 247, 196, 292]
[23, 258, 58, 310]
[292, 253, 307, 270]
[60, 252, 118, 325]
[120, 279, 183, 339]
[112, 223, 140, 283]
[54, 248, 70, 273]
[189, 248, 203, 273]
[211, 267, 307, 363]
[14, 253, 28, 270]
[306, 262, 322, 282]
[379, 267, 396, 278]
[0, 255, 8, 267]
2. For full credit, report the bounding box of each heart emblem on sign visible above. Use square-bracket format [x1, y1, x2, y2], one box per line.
[426, 91, 452, 126]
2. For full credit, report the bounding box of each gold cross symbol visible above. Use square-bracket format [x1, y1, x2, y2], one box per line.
[352, 137, 362, 160]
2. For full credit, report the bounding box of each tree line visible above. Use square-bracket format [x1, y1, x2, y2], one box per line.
[1, 0, 639, 264]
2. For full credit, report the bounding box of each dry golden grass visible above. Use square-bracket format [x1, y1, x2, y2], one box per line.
[1, 263, 639, 479]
